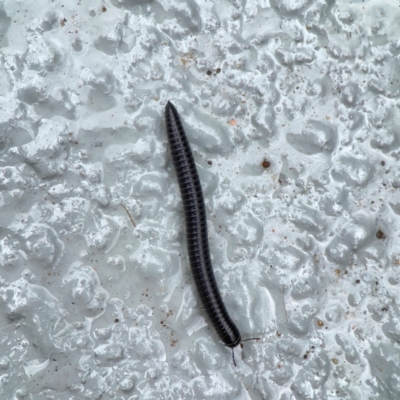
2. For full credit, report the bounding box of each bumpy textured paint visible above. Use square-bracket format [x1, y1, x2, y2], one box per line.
[165, 101, 241, 348]
[0, 0, 400, 398]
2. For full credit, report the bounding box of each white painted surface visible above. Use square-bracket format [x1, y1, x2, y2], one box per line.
[0, 0, 399, 398]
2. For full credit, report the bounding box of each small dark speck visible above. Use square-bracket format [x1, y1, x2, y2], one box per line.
[381, 161, 385, 166]
[207, 160, 212, 165]
[206, 70, 212, 76]
[102, 6, 107, 12]
[262, 159, 271, 169]
[216, 68, 221, 74]
[376, 229, 385, 239]
[114, 319, 119, 323]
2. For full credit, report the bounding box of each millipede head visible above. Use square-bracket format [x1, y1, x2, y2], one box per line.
[225, 335, 242, 349]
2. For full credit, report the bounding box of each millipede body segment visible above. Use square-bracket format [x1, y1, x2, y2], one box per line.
[164, 101, 241, 348]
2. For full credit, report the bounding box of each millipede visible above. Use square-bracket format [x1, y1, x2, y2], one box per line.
[164, 101, 258, 365]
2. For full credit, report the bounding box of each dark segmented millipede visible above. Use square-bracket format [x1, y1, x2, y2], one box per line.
[164, 101, 258, 365]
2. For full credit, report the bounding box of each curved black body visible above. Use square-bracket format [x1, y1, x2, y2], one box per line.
[164, 101, 241, 348]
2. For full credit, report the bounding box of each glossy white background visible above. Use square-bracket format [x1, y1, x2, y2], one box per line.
[0, 0, 399, 398]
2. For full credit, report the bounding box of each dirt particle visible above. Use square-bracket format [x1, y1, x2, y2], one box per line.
[262, 159, 271, 169]
[376, 229, 385, 239]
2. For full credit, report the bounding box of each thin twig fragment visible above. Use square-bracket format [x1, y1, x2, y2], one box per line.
[121, 204, 136, 227]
